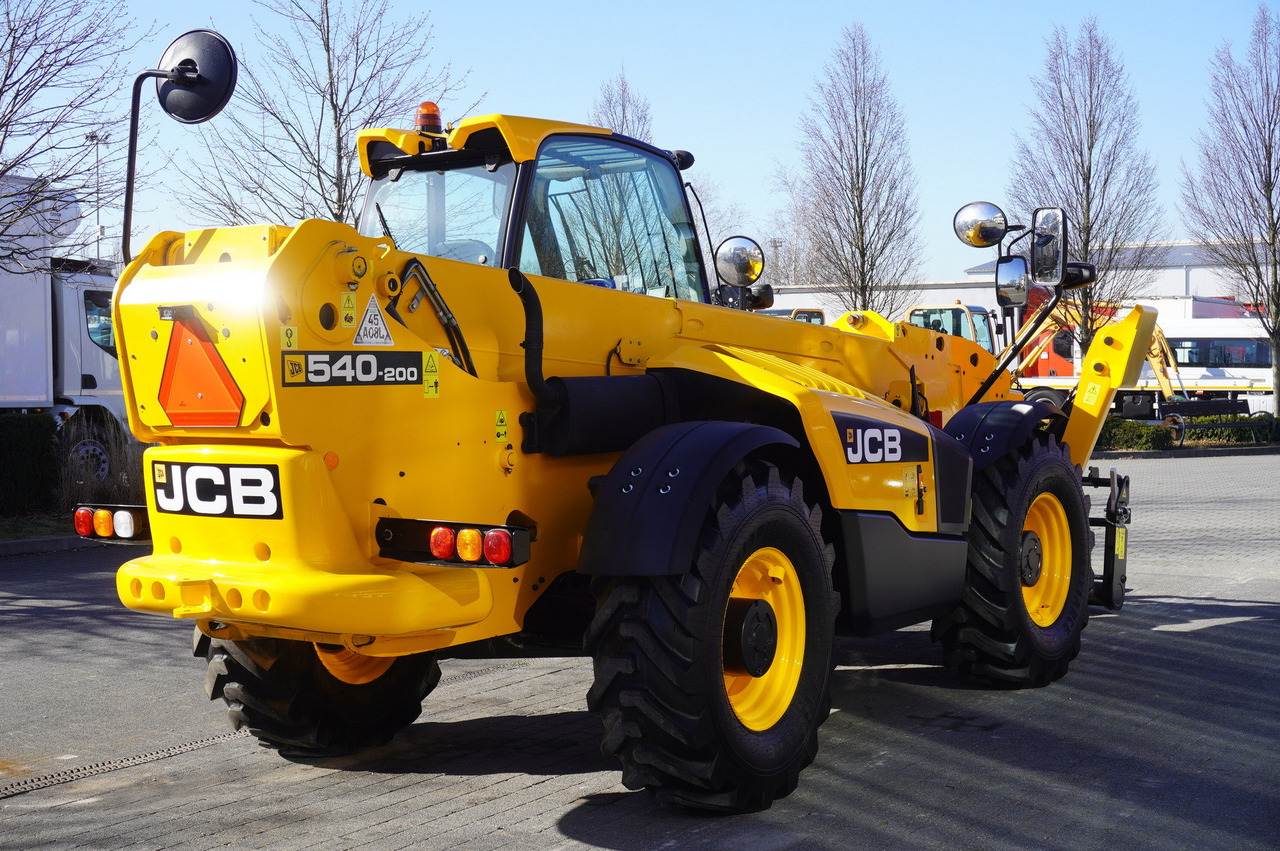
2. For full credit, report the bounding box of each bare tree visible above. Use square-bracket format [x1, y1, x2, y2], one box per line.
[587, 71, 750, 294]
[790, 24, 922, 318]
[1008, 18, 1165, 349]
[0, 0, 146, 270]
[1181, 4, 1280, 414]
[176, 0, 470, 226]
[588, 71, 652, 143]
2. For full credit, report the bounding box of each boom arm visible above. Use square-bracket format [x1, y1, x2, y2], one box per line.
[1060, 306, 1159, 466]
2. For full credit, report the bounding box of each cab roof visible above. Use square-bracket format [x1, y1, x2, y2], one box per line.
[357, 114, 612, 177]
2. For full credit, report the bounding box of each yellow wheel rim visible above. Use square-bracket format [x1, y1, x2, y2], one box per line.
[722, 547, 806, 731]
[1021, 492, 1072, 627]
[314, 644, 394, 684]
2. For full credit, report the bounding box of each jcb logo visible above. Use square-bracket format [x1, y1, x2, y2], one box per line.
[152, 462, 283, 519]
[832, 411, 930, 465]
[844, 428, 903, 463]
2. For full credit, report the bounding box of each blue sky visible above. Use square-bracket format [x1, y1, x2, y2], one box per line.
[123, 0, 1267, 281]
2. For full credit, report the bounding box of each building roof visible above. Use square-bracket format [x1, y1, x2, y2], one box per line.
[964, 242, 1234, 275]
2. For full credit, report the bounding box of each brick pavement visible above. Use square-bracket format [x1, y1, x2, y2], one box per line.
[1, 451, 1277, 849]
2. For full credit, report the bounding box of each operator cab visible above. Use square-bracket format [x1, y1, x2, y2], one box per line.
[355, 106, 770, 310]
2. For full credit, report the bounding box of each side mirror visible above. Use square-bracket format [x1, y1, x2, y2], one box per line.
[744, 283, 774, 311]
[713, 236, 765, 288]
[155, 30, 238, 124]
[995, 255, 1029, 308]
[123, 30, 239, 262]
[1030, 207, 1066, 287]
[1063, 261, 1096, 290]
[953, 202, 1008, 248]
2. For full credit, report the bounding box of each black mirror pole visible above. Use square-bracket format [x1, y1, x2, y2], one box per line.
[121, 69, 169, 264]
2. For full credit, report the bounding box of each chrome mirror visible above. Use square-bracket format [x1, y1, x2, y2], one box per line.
[1030, 207, 1066, 287]
[953, 202, 1008, 248]
[713, 236, 765, 287]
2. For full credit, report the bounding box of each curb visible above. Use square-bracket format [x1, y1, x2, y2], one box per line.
[0, 535, 103, 558]
[1091, 444, 1280, 461]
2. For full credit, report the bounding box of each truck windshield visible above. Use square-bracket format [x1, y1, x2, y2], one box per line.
[358, 157, 516, 265]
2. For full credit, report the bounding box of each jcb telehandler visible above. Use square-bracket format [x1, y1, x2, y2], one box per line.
[86, 33, 1153, 812]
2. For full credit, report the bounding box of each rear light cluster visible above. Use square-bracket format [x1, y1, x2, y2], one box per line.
[377, 517, 530, 568]
[74, 505, 150, 541]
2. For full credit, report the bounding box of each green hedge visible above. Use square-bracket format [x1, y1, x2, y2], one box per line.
[0, 413, 59, 516]
[1096, 416, 1175, 451]
[1096, 412, 1276, 450]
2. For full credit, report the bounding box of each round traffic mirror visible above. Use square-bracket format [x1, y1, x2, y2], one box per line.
[953, 201, 1008, 248]
[155, 30, 238, 125]
[714, 236, 765, 287]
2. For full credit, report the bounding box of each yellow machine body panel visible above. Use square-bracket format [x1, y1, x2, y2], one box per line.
[109, 113, 1148, 661]
[112, 213, 998, 653]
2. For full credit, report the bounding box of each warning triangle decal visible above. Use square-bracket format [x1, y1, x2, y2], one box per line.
[354, 295, 394, 346]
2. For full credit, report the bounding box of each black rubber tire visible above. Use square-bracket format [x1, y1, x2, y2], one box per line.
[585, 459, 837, 812]
[200, 632, 440, 755]
[1022, 387, 1067, 409]
[931, 433, 1091, 686]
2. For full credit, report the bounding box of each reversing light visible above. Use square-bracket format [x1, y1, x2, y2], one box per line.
[429, 526, 456, 560]
[483, 529, 513, 565]
[113, 510, 138, 539]
[415, 101, 443, 134]
[73, 507, 94, 536]
[456, 528, 483, 562]
[93, 509, 114, 537]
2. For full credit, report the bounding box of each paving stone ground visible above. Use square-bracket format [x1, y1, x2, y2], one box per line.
[1, 450, 1277, 849]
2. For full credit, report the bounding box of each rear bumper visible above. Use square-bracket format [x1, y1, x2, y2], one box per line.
[117, 554, 494, 635]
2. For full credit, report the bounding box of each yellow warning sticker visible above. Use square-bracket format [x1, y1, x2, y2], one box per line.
[1083, 382, 1101, 406]
[423, 351, 440, 398]
[1115, 526, 1127, 560]
[281, 325, 298, 350]
[283, 354, 306, 383]
[495, 410, 509, 442]
[153, 462, 167, 484]
[341, 293, 357, 328]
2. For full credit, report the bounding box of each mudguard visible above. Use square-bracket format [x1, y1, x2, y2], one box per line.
[577, 421, 798, 576]
[943, 400, 1064, 472]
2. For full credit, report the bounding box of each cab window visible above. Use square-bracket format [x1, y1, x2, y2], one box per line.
[518, 136, 705, 301]
[360, 156, 516, 265]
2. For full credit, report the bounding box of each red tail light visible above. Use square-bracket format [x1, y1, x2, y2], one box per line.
[483, 529, 513, 565]
[429, 526, 456, 560]
[73, 507, 94, 536]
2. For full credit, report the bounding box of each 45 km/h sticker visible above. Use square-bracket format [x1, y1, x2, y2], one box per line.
[282, 351, 423, 386]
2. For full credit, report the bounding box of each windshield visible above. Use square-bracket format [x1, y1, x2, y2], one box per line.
[358, 157, 516, 265]
[518, 136, 706, 302]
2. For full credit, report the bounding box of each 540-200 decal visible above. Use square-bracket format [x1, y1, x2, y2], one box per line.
[282, 351, 422, 386]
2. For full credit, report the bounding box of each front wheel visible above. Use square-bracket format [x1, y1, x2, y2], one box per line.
[199, 631, 440, 755]
[586, 459, 837, 812]
[932, 433, 1091, 686]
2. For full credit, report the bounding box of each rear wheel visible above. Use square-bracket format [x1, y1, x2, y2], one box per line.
[932, 433, 1091, 685]
[586, 459, 837, 812]
[199, 631, 440, 755]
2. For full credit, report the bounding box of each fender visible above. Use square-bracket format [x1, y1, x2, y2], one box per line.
[943, 400, 1065, 471]
[578, 420, 798, 576]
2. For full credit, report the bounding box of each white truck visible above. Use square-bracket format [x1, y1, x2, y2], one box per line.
[0, 179, 126, 486]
